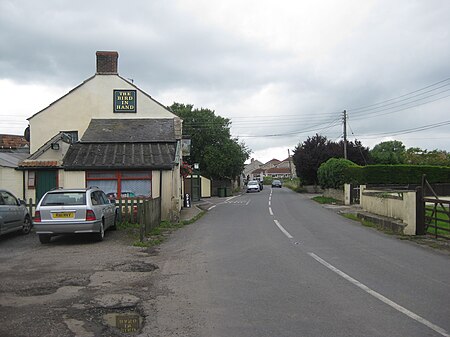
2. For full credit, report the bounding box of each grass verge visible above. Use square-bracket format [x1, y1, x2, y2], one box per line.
[118, 211, 205, 247]
[312, 196, 341, 204]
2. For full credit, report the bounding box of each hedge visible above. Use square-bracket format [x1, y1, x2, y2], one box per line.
[344, 165, 450, 185]
[318, 158, 360, 188]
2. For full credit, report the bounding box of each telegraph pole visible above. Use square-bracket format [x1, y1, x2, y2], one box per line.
[343, 110, 348, 159]
[287, 149, 293, 179]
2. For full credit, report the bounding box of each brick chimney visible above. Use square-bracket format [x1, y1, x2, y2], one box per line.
[96, 51, 118, 74]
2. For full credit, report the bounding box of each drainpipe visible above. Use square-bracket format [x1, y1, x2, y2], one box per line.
[22, 170, 26, 199]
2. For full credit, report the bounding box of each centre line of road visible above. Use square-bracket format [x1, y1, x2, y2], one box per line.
[269, 207, 273, 216]
[308, 252, 450, 337]
[274, 220, 293, 239]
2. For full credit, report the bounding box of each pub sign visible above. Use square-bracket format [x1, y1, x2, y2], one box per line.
[114, 90, 137, 113]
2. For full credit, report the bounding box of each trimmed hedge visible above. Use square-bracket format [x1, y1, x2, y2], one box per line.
[344, 165, 450, 185]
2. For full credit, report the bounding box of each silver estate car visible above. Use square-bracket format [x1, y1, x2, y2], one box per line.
[34, 187, 117, 244]
[0, 189, 32, 236]
[246, 180, 261, 193]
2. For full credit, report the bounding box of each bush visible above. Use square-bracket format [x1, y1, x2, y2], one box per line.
[344, 165, 450, 185]
[318, 158, 360, 189]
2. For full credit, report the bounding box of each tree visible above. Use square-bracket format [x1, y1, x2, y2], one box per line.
[370, 140, 406, 164]
[317, 158, 359, 189]
[404, 147, 450, 166]
[293, 134, 338, 185]
[338, 140, 372, 165]
[169, 102, 250, 180]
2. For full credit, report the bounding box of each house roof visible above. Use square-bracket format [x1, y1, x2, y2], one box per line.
[267, 167, 291, 174]
[81, 118, 177, 143]
[63, 142, 177, 170]
[19, 160, 59, 168]
[251, 168, 265, 174]
[0, 134, 29, 149]
[0, 151, 29, 168]
[265, 159, 281, 165]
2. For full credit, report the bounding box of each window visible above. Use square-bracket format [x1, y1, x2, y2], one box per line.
[28, 171, 36, 189]
[0, 191, 18, 206]
[86, 171, 152, 199]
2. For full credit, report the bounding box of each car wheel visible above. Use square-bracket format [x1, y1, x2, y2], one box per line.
[95, 221, 105, 242]
[21, 216, 32, 235]
[39, 234, 51, 244]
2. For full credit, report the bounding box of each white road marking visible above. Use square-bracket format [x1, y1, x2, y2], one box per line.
[274, 220, 293, 239]
[269, 207, 273, 216]
[208, 205, 216, 211]
[246, 199, 251, 205]
[308, 252, 450, 337]
[268, 201, 271, 206]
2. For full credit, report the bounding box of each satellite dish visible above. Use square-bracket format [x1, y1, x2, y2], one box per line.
[24, 126, 30, 142]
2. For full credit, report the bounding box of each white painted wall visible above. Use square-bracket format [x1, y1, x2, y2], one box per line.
[29, 75, 175, 153]
[201, 176, 211, 198]
[360, 186, 416, 235]
[62, 171, 85, 189]
[0, 167, 23, 198]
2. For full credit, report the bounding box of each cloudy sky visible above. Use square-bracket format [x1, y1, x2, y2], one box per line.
[1, 0, 449, 163]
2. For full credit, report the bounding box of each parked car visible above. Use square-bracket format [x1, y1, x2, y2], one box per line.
[0, 189, 32, 236]
[34, 187, 117, 244]
[246, 180, 261, 193]
[272, 179, 283, 188]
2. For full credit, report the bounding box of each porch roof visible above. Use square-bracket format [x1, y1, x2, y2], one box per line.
[63, 142, 177, 170]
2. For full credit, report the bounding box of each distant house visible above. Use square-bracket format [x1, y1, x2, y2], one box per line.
[0, 134, 29, 196]
[0, 134, 29, 150]
[243, 158, 263, 182]
[266, 166, 291, 178]
[17, 51, 183, 221]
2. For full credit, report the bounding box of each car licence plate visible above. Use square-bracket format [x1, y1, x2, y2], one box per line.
[52, 212, 75, 219]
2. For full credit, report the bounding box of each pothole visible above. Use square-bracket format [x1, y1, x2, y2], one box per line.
[103, 311, 144, 335]
[111, 261, 159, 273]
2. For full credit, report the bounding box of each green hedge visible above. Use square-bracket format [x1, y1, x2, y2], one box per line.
[318, 158, 360, 188]
[344, 165, 450, 184]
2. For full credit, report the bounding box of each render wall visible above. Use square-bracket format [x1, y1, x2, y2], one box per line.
[360, 186, 416, 235]
[29, 75, 175, 153]
[0, 167, 23, 198]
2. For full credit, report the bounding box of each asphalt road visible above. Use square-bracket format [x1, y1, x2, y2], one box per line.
[153, 187, 450, 337]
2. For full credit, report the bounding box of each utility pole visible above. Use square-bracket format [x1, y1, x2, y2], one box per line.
[287, 149, 293, 179]
[343, 110, 347, 159]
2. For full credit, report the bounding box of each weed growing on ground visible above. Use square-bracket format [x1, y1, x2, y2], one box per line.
[118, 211, 205, 248]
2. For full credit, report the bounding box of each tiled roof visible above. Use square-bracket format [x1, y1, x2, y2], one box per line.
[63, 142, 177, 170]
[251, 168, 265, 174]
[19, 160, 59, 168]
[0, 134, 29, 149]
[81, 119, 177, 142]
[267, 167, 291, 173]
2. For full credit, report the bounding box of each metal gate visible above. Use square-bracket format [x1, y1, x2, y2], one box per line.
[419, 177, 450, 239]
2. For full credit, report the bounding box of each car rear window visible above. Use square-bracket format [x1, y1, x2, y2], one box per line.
[41, 192, 86, 206]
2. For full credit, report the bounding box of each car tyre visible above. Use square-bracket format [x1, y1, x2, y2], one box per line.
[21, 216, 32, 235]
[95, 221, 105, 242]
[39, 234, 51, 244]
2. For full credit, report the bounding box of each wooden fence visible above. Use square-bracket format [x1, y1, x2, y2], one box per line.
[115, 197, 161, 235]
[26, 197, 162, 237]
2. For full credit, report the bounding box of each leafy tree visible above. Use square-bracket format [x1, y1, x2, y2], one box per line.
[293, 134, 338, 185]
[169, 102, 250, 180]
[337, 140, 372, 165]
[404, 147, 450, 166]
[370, 140, 406, 164]
[292, 134, 371, 185]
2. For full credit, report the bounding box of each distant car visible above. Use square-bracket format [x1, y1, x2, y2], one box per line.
[272, 179, 282, 188]
[34, 187, 117, 244]
[0, 189, 32, 236]
[246, 180, 260, 193]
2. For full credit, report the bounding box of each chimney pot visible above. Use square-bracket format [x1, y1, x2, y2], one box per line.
[96, 51, 118, 74]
